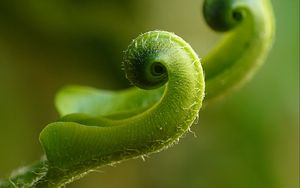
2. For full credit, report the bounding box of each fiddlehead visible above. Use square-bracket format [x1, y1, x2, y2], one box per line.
[202, 0, 275, 100]
[1, 31, 203, 188]
[37, 31, 204, 187]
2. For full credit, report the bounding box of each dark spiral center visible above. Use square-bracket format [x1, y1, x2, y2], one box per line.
[151, 62, 166, 76]
[232, 10, 243, 21]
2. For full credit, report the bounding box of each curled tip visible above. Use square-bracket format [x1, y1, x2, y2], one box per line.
[123, 31, 169, 90]
[203, 0, 245, 32]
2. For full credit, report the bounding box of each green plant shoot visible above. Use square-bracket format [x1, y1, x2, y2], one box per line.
[0, 0, 274, 187]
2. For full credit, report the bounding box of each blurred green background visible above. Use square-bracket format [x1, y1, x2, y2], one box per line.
[0, 0, 298, 188]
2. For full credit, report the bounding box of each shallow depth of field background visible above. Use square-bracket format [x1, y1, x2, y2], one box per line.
[0, 0, 298, 188]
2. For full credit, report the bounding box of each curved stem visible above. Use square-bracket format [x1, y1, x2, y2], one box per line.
[2, 31, 204, 188]
[33, 31, 204, 187]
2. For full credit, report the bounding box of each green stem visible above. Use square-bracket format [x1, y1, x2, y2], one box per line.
[0, 160, 47, 188]
[35, 31, 204, 187]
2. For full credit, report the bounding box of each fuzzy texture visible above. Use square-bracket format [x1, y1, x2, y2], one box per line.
[34, 31, 204, 187]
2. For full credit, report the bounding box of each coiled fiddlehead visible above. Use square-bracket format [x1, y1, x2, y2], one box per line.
[1, 31, 204, 187]
[37, 31, 204, 187]
[0, 0, 275, 187]
[202, 0, 274, 100]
